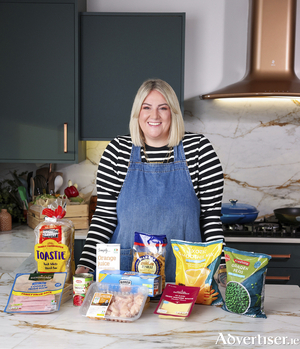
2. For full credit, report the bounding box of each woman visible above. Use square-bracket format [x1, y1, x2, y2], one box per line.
[76, 79, 224, 282]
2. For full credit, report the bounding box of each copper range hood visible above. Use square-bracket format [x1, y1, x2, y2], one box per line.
[202, 0, 300, 99]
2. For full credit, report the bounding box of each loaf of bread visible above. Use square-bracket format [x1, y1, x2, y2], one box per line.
[34, 218, 75, 284]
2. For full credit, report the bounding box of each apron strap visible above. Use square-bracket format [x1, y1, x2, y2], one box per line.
[130, 145, 141, 162]
[174, 141, 186, 162]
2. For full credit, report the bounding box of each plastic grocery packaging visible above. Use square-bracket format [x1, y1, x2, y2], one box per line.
[98, 270, 162, 297]
[132, 232, 167, 289]
[80, 282, 149, 322]
[171, 239, 223, 306]
[222, 246, 271, 318]
[4, 272, 67, 314]
[154, 284, 199, 320]
[34, 201, 75, 284]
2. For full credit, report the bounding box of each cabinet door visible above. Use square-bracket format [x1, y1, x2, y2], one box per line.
[0, 1, 85, 163]
[80, 13, 185, 141]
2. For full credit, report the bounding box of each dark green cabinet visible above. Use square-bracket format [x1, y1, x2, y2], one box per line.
[80, 13, 185, 141]
[0, 0, 86, 163]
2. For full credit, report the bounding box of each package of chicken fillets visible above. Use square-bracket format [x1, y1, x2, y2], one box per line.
[4, 272, 67, 314]
[80, 282, 149, 322]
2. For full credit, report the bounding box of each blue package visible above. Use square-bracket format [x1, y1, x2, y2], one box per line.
[4, 272, 67, 314]
[98, 270, 162, 297]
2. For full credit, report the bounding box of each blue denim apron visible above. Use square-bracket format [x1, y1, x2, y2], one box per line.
[110, 141, 201, 282]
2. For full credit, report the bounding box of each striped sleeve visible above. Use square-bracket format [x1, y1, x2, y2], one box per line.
[77, 136, 131, 270]
[183, 133, 225, 264]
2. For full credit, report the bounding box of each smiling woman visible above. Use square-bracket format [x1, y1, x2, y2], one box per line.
[130, 79, 185, 148]
[138, 90, 171, 147]
[76, 79, 225, 282]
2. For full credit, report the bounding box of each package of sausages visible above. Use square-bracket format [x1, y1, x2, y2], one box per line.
[4, 272, 67, 313]
[34, 202, 75, 284]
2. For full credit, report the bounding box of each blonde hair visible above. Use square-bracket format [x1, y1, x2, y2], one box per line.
[129, 79, 185, 147]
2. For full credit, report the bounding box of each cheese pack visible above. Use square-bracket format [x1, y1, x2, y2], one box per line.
[34, 203, 75, 284]
[154, 284, 199, 320]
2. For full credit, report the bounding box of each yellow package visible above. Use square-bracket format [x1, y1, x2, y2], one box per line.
[171, 239, 223, 305]
[34, 204, 75, 284]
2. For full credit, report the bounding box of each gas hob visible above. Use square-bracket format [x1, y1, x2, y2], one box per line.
[222, 216, 300, 239]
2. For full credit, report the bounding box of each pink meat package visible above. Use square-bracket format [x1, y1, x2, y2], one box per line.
[4, 272, 67, 314]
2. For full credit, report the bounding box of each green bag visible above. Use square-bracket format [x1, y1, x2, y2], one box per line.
[222, 247, 271, 318]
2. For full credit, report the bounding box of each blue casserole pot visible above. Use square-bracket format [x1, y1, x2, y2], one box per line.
[221, 199, 259, 224]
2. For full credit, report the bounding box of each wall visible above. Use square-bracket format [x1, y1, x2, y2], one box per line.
[1, 0, 300, 218]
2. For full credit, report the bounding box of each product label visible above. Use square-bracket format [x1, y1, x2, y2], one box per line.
[12, 289, 62, 297]
[96, 244, 120, 282]
[39, 225, 62, 243]
[35, 239, 70, 273]
[226, 251, 270, 281]
[135, 254, 160, 274]
[86, 292, 113, 318]
[73, 276, 93, 295]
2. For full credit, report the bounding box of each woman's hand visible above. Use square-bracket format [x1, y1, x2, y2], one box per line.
[75, 266, 91, 274]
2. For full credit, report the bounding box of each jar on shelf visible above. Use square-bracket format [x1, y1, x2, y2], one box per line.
[0, 209, 12, 232]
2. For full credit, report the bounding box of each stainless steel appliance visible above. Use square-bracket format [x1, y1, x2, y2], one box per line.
[223, 216, 300, 238]
[224, 215, 300, 285]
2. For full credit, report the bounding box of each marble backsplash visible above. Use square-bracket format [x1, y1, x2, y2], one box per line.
[1, 98, 299, 218]
[184, 97, 300, 217]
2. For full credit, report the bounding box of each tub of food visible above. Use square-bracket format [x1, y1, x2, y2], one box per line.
[79, 282, 149, 322]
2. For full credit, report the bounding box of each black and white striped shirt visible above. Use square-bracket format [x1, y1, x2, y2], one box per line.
[79, 132, 225, 270]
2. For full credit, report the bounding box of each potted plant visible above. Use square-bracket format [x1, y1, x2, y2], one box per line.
[0, 170, 28, 223]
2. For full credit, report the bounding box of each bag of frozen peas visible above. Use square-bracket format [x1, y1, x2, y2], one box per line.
[222, 246, 271, 318]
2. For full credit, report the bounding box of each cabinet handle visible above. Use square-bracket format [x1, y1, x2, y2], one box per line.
[266, 276, 290, 281]
[270, 254, 291, 259]
[64, 123, 68, 153]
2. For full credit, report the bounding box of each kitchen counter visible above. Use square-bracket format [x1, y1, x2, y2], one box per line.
[1, 225, 300, 348]
[0, 273, 299, 349]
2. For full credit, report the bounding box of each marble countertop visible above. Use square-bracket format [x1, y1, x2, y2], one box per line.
[1, 225, 300, 348]
[0, 271, 299, 349]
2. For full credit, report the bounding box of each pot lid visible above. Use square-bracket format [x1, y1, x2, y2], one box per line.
[221, 199, 259, 215]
